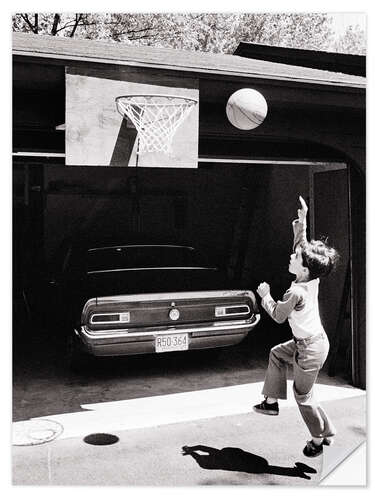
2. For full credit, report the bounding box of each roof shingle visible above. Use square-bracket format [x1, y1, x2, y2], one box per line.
[13, 32, 365, 89]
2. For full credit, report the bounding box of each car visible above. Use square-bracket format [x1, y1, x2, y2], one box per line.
[49, 235, 260, 369]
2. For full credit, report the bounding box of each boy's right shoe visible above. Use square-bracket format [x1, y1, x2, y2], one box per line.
[253, 399, 279, 416]
[303, 440, 323, 458]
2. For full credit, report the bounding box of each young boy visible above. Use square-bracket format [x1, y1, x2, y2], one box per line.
[253, 196, 339, 458]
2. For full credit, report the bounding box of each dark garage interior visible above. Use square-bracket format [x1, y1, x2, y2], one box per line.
[13, 161, 352, 388]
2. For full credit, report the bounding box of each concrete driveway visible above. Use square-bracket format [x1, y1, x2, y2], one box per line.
[13, 324, 365, 486]
[13, 378, 365, 485]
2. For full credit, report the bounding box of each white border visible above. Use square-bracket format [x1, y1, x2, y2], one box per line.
[4, 2, 373, 497]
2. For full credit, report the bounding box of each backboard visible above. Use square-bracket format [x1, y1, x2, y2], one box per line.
[66, 67, 199, 168]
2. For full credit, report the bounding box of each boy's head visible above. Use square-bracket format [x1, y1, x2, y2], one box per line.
[289, 239, 339, 281]
[300, 239, 339, 280]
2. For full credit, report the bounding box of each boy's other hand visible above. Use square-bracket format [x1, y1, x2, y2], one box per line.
[298, 195, 308, 223]
[257, 282, 270, 298]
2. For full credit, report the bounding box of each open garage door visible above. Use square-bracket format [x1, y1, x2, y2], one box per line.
[310, 165, 351, 381]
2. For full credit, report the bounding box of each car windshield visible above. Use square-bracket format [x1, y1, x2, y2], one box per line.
[86, 245, 215, 273]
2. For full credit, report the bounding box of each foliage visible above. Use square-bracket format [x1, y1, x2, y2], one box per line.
[12, 13, 366, 55]
[332, 25, 366, 55]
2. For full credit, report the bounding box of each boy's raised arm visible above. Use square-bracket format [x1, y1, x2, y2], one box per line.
[293, 195, 308, 250]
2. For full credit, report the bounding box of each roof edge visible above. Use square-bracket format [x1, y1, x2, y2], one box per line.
[12, 32, 366, 90]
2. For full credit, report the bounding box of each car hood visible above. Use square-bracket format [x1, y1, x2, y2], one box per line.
[81, 268, 232, 298]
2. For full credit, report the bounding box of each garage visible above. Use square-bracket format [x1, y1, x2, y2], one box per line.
[13, 33, 365, 426]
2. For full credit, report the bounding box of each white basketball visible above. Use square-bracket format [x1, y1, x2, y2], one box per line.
[226, 88, 268, 130]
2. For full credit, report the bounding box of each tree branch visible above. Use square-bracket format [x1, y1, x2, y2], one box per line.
[127, 30, 183, 41]
[55, 18, 87, 34]
[20, 14, 38, 34]
[123, 26, 156, 35]
[69, 13, 82, 37]
[51, 13, 61, 36]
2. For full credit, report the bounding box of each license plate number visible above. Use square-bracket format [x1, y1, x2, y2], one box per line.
[155, 333, 189, 353]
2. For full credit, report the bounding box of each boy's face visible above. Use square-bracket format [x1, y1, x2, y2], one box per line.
[289, 247, 308, 277]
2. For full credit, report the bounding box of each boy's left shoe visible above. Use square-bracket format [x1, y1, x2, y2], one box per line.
[253, 399, 279, 416]
[303, 440, 323, 458]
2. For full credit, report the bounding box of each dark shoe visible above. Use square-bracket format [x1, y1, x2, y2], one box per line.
[253, 399, 279, 416]
[323, 437, 334, 446]
[303, 440, 323, 458]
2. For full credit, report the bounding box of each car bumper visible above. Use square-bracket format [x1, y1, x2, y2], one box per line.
[75, 314, 260, 356]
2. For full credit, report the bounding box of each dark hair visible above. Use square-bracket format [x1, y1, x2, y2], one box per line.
[300, 239, 340, 280]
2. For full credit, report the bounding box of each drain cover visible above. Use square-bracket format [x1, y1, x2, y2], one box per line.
[83, 433, 119, 445]
[13, 419, 63, 446]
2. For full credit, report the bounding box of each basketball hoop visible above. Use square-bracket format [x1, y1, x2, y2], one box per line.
[115, 94, 197, 155]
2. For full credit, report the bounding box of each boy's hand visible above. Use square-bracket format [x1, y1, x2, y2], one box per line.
[257, 282, 270, 298]
[298, 195, 308, 223]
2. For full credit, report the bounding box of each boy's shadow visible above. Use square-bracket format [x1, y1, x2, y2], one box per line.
[182, 445, 317, 480]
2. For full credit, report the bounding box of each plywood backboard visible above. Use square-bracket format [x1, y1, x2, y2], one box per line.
[66, 67, 199, 168]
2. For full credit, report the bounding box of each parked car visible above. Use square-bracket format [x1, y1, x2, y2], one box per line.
[49, 235, 260, 369]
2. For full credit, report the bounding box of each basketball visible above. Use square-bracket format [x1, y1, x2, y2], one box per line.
[226, 88, 268, 130]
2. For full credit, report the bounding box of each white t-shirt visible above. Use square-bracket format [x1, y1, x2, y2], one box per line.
[261, 278, 325, 339]
[260, 218, 325, 339]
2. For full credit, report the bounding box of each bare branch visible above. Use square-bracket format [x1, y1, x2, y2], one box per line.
[69, 13, 83, 37]
[20, 13, 38, 34]
[128, 30, 183, 41]
[122, 26, 156, 35]
[51, 13, 61, 36]
[111, 28, 157, 39]
[63, 12, 92, 30]
[55, 18, 87, 34]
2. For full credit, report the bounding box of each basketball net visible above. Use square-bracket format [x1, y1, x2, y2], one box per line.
[115, 94, 197, 155]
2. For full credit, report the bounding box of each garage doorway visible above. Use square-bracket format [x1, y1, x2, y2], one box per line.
[199, 159, 352, 381]
[309, 164, 351, 380]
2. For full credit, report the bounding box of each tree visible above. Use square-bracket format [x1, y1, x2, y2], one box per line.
[332, 25, 366, 55]
[12, 13, 91, 37]
[12, 12, 365, 55]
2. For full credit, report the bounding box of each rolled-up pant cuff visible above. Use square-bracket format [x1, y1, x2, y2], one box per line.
[261, 387, 287, 400]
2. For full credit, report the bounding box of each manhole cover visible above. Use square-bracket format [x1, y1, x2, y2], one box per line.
[13, 419, 64, 446]
[83, 433, 119, 445]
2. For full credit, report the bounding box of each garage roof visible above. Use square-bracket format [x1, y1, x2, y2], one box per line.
[234, 42, 366, 77]
[13, 32, 365, 89]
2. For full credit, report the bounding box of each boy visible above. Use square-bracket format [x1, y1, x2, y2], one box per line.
[253, 196, 339, 458]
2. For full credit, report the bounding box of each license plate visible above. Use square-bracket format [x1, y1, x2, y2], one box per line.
[155, 333, 189, 353]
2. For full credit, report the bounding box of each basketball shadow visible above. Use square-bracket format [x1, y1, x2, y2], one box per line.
[181, 445, 317, 480]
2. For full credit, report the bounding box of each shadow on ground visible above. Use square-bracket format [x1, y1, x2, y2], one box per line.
[182, 444, 317, 480]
